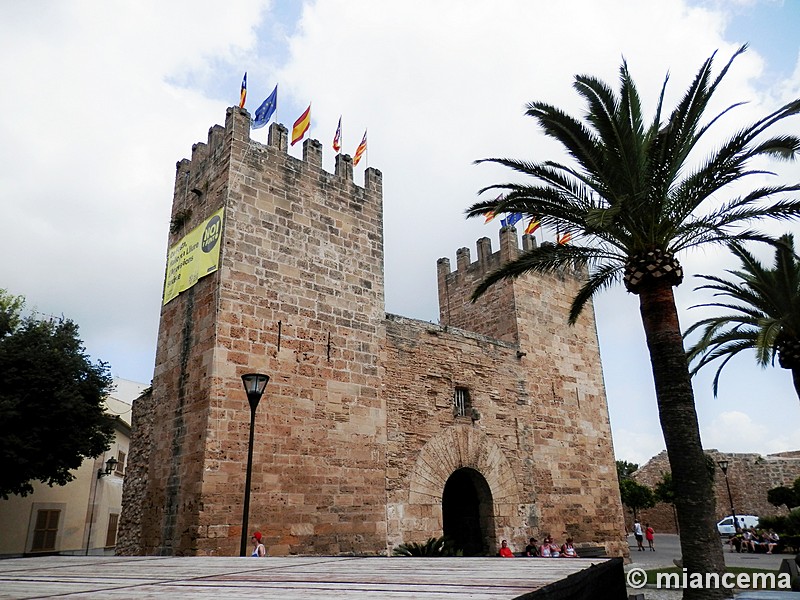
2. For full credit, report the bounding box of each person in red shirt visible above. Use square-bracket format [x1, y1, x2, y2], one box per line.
[645, 523, 655, 551]
[499, 539, 514, 557]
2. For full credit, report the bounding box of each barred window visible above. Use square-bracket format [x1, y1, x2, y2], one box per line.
[454, 387, 470, 417]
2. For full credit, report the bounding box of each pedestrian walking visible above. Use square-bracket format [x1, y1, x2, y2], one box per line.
[633, 519, 644, 551]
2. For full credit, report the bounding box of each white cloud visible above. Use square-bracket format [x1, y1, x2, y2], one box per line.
[611, 427, 667, 467]
[1, 0, 799, 463]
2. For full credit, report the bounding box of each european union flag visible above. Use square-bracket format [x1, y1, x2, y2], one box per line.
[252, 84, 278, 130]
[501, 212, 523, 227]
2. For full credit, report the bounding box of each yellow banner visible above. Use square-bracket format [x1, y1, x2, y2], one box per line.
[163, 207, 224, 305]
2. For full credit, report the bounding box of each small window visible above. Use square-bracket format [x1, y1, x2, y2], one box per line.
[105, 513, 120, 547]
[31, 509, 60, 552]
[454, 387, 470, 417]
[115, 451, 126, 475]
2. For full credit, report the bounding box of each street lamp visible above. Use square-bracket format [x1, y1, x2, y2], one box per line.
[98, 457, 118, 479]
[86, 456, 119, 555]
[239, 373, 269, 557]
[717, 459, 738, 532]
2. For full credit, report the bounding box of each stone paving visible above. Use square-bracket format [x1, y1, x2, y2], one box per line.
[0, 555, 613, 599]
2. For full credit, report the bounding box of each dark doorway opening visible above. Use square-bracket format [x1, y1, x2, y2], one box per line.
[442, 467, 494, 556]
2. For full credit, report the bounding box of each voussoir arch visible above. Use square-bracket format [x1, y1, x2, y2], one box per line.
[408, 424, 522, 507]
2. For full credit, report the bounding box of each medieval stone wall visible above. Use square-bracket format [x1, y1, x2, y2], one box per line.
[384, 313, 626, 556]
[121, 107, 626, 558]
[631, 450, 800, 534]
[210, 114, 387, 556]
[124, 119, 236, 556]
[116, 388, 153, 555]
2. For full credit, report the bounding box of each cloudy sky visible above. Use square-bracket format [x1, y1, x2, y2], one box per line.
[2, 0, 800, 466]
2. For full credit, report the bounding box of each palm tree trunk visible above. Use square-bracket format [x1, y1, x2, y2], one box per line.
[639, 282, 728, 599]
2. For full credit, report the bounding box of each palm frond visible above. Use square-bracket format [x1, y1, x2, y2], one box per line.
[569, 262, 623, 324]
[686, 234, 800, 389]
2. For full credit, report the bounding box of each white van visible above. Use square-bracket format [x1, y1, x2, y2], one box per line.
[717, 515, 759, 536]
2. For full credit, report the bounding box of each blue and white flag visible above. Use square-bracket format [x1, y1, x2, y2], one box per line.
[500, 212, 523, 227]
[252, 84, 278, 129]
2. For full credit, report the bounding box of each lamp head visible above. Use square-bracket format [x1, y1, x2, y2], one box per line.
[98, 456, 119, 478]
[717, 459, 729, 475]
[241, 373, 269, 411]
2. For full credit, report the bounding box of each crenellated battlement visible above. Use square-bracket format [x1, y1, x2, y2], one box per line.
[437, 226, 540, 280]
[166, 107, 382, 247]
[437, 224, 588, 347]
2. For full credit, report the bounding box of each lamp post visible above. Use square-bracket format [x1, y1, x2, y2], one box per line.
[85, 456, 119, 555]
[239, 373, 269, 557]
[717, 459, 738, 532]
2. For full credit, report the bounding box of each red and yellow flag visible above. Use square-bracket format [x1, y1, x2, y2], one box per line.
[292, 104, 311, 146]
[239, 72, 247, 108]
[333, 116, 342, 152]
[484, 211, 496, 224]
[557, 232, 572, 245]
[524, 218, 541, 235]
[353, 130, 367, 166]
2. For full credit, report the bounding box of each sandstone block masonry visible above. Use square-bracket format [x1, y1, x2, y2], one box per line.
[631, 450, 800, 534]
[119, 107, 626, 558]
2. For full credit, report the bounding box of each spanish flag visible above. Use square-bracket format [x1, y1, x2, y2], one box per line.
[485, 194, 503, 223]
[292, 104, 311, 146]
[239, 72, 247, 108]
[557, 232, 572, 245]
[333, 116, 342, 152]
[524, 218, 541, 235]
[353, 130, 367, 166]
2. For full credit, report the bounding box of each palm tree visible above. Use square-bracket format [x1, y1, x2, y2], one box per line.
[685, 233, 800, 400]
[466, 46, 800, 598]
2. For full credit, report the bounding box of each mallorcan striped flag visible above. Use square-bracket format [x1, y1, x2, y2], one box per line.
[485, 194, 504, 223]
[239, 72, 247, 108]
[353, 130, 367, 165]
[333, 116, 342, 152]
[292, 104, 311, 146]
[525, 218, 541, 235]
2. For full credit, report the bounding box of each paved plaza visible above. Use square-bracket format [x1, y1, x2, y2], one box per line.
[0, 554, 617, 599]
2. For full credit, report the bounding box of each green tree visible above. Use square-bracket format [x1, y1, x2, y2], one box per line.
[616, 460, 639, 482]
[620, 478, 656, 521]
[767, 486, 799, 510]
[0, 290, 115, 498]
[767, 476, 800, 510]
[466, 47, 800, 594]
[685, 233, 800, 400]
[654, 471, 679, 534]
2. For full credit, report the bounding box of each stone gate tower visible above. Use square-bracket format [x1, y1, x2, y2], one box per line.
[119, 107, 626, 557]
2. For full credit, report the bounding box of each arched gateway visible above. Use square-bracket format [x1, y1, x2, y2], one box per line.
[404, 425, 528, 555]
[442, 467, 494, 555]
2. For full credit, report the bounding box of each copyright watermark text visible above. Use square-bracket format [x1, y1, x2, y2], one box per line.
[627, 567, 791, 590]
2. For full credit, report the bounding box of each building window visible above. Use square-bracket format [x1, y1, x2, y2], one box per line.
[115, 450, 126, 475]
[105, 513, 120, 547]
[454, 387, 470, 417]
[31, 509, 60, 552]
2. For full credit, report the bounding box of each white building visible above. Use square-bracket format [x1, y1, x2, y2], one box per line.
[0, 378, 147, 557]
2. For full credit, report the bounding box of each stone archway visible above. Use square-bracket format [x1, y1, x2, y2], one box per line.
[442, 467, 493, 555]
[405, 425, 525, 554]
